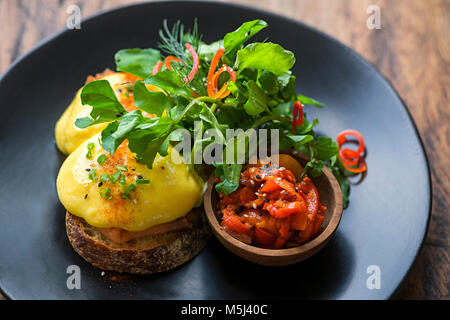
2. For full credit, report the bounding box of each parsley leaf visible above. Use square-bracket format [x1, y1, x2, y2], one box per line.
[133, 81, 172, 116]
[101, 110, 144, 154]
[297, 94, 324, 108]
[115, 48, 161, 79]
[144, 70, 191, 97]
[243, 80, 267, 115]
[224, 19, 268, 59]
[235, 43, 296, 75]
[310, 136, 339, 161]
[76, 80, 126, 128]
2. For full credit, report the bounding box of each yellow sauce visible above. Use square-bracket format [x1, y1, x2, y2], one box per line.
[55, 73, 131, 155]
[56, 134, 204, 231]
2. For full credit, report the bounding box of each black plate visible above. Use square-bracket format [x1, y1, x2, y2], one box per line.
[0, 1, 431, 299]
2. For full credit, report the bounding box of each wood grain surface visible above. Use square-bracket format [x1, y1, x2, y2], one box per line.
[0, 0, 448, 300]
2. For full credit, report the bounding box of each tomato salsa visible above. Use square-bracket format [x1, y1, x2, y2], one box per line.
[217, 155, 326, 249]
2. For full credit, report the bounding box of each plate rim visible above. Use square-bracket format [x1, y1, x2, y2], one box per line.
[0, 0, 432, 300]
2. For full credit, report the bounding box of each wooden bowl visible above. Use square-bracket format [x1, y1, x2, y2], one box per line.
[203, 150, 343, 266]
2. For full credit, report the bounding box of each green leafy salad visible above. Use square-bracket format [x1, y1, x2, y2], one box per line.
[75, 19, 356, 208]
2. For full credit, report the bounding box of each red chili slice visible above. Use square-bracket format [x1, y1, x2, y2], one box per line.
[184, 43, 199, 83]
[152, 61, 163, 75]
[164, 56, 183, 70]
[337, 130, 365, 157]
[207, 48, 236, 99]
[292, 101, 303, 134]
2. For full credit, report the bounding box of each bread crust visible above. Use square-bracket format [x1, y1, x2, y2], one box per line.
[65, 208, 210, 274]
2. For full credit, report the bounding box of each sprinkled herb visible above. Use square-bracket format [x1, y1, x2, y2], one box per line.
[99, 188, 113, 200]
[264, 198, 269, 203]
[88, 169, 97, 181]
[123, 183, 136, 196]
[120, 192, 130, 199]
[85, 168, 91, 172]
[136, 179, 150, 185]
[97, 154, 108, 165]
[116, 165, 128, 172]
[137, 174, 143, 179]
[119, 174, 127, 187]
[86, 142, 95, 159]
[98, 181, 103, 187]
[100, 174, 110, 182]
[111, 170, 121, 184]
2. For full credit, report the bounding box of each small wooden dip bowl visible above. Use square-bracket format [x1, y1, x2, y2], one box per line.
[203, 150, 343, 266]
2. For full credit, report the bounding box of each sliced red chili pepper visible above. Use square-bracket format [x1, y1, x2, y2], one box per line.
[184, 43, 199, 83]
[207, 48, 236, 99]
[292, 101, 303, 134]
[339, 148, 360, 166]
[152, 61, 163, 75]
[164, 56, 183, 70]
[337, 130, 365, 157]
[211, 65, 237, 99]
[342, 157, 367, 173]
[337, 130, 367, 173]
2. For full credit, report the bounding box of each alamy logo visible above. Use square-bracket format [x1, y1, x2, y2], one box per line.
[366, 5, 382, 30]
[66, 5, 81, 30]
[66, 265, 81, 290]
[366, 265, 381, 290]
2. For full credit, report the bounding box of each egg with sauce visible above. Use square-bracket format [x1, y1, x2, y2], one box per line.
[57, 133, 204, 232]
[55, 72, 161, 155]
[55, 72, 132, 154]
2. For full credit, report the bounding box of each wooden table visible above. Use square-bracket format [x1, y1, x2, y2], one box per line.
[0, 0, 448, 300]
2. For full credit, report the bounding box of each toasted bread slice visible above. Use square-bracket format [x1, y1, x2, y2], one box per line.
[65, 208, 210, 274]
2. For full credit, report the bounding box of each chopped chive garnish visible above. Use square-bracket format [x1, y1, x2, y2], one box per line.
[116, 165, 128, 172]
[86, 143, 95, 159]
[111, 170, 121, 184]
[136, 179, 150, 185]
[124, 183, 136, 196]
[99, 188, 113, 200]
[100, 174, 110, 182]
[88, 168, 97, 181]
[120, 192, 130, 199]
[119, 174, 127, 187]
[97, 154, 107, 165]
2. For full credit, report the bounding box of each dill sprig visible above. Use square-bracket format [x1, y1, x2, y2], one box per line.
[158, 19, 206, 95]
[158, 19, 200, 60]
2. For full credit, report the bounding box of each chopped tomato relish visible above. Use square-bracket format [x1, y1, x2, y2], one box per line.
[217, 161, 326, 249]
